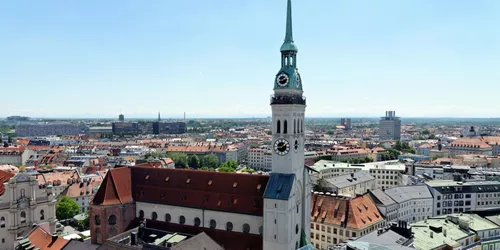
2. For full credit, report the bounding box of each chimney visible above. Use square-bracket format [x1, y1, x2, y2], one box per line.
[131, 232, 137, 245]
[430, 231, 433, 238]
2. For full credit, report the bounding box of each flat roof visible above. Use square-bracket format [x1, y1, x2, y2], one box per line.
[310, 160, 406, 172]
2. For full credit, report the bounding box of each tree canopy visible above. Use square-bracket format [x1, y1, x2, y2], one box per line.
[313, 178, 330, 193]
[167, 152, 189, 168]
[188, 155, 200, 169]
[56, 196, 80, 220]
[201, 154, 219, 169]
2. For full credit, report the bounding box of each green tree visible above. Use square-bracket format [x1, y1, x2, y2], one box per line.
[428, 134, 436, 139]
[313, 178, 330, 193]
[201, 154, 219, 169]
[219, 160, 238, 170]
[218, 166, 235, 172]
[167, 152, 189, 168]
[422, 129, 430, 135]
[7, 135, 12, 144]
[56, 196, 80, 220]
[199, 166, 211, 171]
[188, 155, 200, 169]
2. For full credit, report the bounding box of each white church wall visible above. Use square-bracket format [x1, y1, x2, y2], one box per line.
[136, 202, 263, 235]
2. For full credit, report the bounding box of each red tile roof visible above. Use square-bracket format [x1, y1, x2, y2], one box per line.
[92, 167, 133, 205]
[131, 167, 269, 216]
[0, 170, 15, 195]
[311, 193, 383, 229]
[27, 226, 69, 250]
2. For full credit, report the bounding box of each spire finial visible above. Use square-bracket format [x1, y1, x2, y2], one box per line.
[285, 0, 293, 43]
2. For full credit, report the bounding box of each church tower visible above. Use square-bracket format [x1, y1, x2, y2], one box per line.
[263, 0, 311, 249]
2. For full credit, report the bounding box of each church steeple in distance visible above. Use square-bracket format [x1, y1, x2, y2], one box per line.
[274, 0, 302, 91]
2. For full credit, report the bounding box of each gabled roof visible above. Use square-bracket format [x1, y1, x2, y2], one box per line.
[131, 167, 269, 216]
[311, 193, 383, 229]
[0, 170, 15, 196]
[91, 167, 133, 205]
[263, 173, 294, 200]
[26, 226, 70, 250]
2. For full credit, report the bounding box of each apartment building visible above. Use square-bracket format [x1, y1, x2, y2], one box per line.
[310, 193, 385, 250]
[484, 136, 500, 156]
[310, 160, 405, 190]
[61, 174, 102, 213]
[448, 137, 492, 156]
[0, 147, 33, 166]
[16, 123, 81, 137]
[167, 144, 239, 164]
[384, 185, 433, 223]
[426, 180, 500, 216]
[323, 171, 375, 197]
[247, 148, 272, 171]
[330, 147, 386, 162]
[368, 189, 398, 223]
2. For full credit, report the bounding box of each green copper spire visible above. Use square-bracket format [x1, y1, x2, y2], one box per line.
[280, 0, 297, 52]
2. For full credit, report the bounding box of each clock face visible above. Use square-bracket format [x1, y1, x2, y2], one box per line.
[294, 140, 299, 151]
[276, 73, 289, 87]
[274, 139, 290, 156]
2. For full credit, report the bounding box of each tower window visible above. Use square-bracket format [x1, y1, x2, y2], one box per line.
[293, 119, 296, 133]
[243, 223, 251, 234]
[108, 215, 117, 225]
[284, 120, 288, 134]
[276, 120, 281, 134]
[285, 57, 288, 66]
[210, 219, 217, 229]
[289, 56, 293, 67]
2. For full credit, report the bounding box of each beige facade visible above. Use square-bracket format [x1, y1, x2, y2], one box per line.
[0, 173, 56, 250]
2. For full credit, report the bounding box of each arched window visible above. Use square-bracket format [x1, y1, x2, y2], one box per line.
[108, 215, 116, 225]
[40, 210, 45, 220]
[283, 120, 288, 134]
[109, 227, 117, 238]
[20, 211, 26, 224]
[289, 56, 293, 67]
[285, 57, 288, 66]
[0, 217, 4, 228]
[165, 213, 171, 223]
[139, 210, 144, 219]
[301, 119, 304, 132]
[151, 212, 158, 221]
[259, 226, 263, 235]
[242, 223, 250, 234]
[226, 222, 233, 232]
[179, 216, 185, 225]
[95, 228, 101, 244]
[20, 189, 25, 197]
[298, 119, 301, 133]
[194, 217, 201, 227]
[293, 119, 296, 133]
[209, 219, 216, 229]
[276, 120, 281, 134]
[296, 224, 299, 234]
[95, 215, 101, 225]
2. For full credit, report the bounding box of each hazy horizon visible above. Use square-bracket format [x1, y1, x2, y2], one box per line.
[1, 0, 499, 118]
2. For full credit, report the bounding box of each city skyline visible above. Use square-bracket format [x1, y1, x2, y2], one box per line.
[1, 0, 499, 118]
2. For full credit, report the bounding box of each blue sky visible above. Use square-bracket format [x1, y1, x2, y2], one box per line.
[0, 0, 499, 118]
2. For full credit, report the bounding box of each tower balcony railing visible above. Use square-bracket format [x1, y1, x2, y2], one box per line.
[270, 94, 306, 105]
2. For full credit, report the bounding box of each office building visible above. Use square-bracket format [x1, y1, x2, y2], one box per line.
[378, 111, 401, 141]
[426, 180, 500, 216]
[15, 123, 81, 137]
